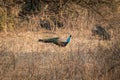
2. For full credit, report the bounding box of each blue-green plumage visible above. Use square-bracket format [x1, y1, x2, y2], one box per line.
[38, 35, 71, 47]
[66, 35, 71, 43]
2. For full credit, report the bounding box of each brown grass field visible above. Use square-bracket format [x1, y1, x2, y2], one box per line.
[0, 2, 120, 79]
[0, 25, 120, 80]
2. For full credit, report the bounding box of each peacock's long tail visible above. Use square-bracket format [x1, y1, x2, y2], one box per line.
[38, 39, 51, 43]
[38, 39, 44, 42]
[38, 38, 58, 43]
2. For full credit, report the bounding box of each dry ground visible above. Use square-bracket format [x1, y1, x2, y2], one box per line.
[0, 29, 120, 80]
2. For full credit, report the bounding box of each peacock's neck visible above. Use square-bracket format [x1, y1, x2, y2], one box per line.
[66, 36, 71, 43]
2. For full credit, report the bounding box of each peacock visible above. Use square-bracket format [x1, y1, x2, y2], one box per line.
[92, 25, 111, 40]
[38, 35, 72, 47]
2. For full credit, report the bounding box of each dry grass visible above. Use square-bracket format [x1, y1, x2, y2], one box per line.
[0, 2, 120, 79]
[0, 26, 120, 80]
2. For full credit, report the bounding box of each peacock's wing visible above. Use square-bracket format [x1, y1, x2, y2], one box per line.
[54, 39, 68, 47]
[38, 37, 59, 43]
[54, 41, 68, 47]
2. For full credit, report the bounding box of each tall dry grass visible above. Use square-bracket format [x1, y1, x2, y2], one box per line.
[0, 24, 120, 80]
[0, 1, 120, 80]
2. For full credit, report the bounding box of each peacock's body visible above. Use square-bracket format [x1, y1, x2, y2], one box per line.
[38, 35, 71, 47]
